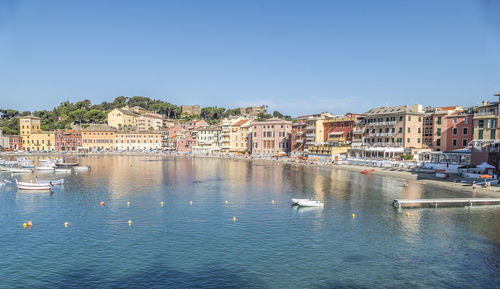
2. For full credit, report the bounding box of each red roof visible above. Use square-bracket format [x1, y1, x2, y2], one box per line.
[437, 106, 457, 111]
[233, 119, 249, 126]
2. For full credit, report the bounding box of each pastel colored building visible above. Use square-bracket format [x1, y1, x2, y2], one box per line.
[81, 124, 116, 152]
[176, 130, 196, 153]
[192, 126, 222, 154]
[444, 112, 473, 151]
[220, 116, 252, 153]
[107, 108, 137, 130]
[184, 119, 209, 130]
[250, 119, 292, 156]
[55, 130, 82, 152]
[107, 106, 164, 130]
[162, 125, 184, 150]
[7, 135, 23, 150]
[115, 131, 162, 151]
[423, 106, 463, 151]
[136, 114, 163, 131]
[291, 115, 308, 155]
[473, 100, 499, 145]
[323, 113, 360, 144]
[24, 132, 56, 152]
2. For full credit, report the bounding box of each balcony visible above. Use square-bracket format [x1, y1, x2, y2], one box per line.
[306, 126, 315, 130]
[474, 111, 498, 119]
[295, 139, 303, 143]
[353, 129, 363, 134]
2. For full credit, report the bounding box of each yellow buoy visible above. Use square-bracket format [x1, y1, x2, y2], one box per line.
[406, 212, 410, 217]
[189, 201, 193, 205]
[352, 213, 355, 219]
[64, 222, 69, 227]
[127, 202, 130, 207]
[128, 220, 132, 226]
[225, 200, 229, 204]
[233, 217, 237, 222]
[23, 223, 27, 228]
[161, 201, 164, 207]
[272, 200, 275, 204]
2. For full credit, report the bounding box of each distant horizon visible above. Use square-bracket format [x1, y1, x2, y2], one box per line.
[1, 0, 499, 115]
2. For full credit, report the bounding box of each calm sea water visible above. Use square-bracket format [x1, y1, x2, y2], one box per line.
[0, 156, 498, 289]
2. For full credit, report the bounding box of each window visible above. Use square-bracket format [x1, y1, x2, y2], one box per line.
[418, 128, 421, 133]
[392, 128, 395, 133]
[452, 128, 458, 135]
[408, 127, 411, 133]
[418, 117, 421, 122]
[478, 120, 484, 128]
[453, 118, 457, 124]
[463, 127, 468, 135]
[478, 130, 483, 139]
[462, 139, 468, 147]
[452, 139, 457, 147]
[399, 116, 403, 121]
[407, 138, 410, 143]
[437, 128, 441, 136]
[464, 117, 468, 124]
[437, 116, 442, 125]
[399, 127, 403, 133]
[417, 138, 420, 143]
[491, 129, 496, 139]
[436, 138, 441, 146]
[408, 116, 411, 121]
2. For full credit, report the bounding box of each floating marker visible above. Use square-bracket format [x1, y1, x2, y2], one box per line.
[128, 220, 132, 226]
[272, 200, 275, 204]
[23, 223, 27, 228]
[28, 221, 33, 228]
[100, 201, 105, 206]
[352, 213, 355, 219]
[406, 212, 410, 217]
[233, 217, 237, 222]
[127, 202, 130, 207]
[189, 201, 193, 205]
[161, 201, 164, 207]
[225, 200, 229, 204]
[64, 222, 69, 227]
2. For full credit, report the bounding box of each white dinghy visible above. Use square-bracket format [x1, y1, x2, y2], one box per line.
[15, 179, 52, 190]
[295, 199, 324, 207]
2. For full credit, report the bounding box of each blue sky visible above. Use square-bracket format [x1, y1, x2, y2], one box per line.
[0, 0, 499, 116]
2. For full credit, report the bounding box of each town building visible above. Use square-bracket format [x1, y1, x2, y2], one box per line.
[238, 105, 267, 116]
[81, 124, 116, 152]
[19, 115, 41, 136]
[24, 132, 56, 152]
[220, 116, 252, 153]
[291, 115, 307, 156]
[444, 111, 473, 151]
[184, 119, 209, 130]
[250, 118, 292, 156]
[115, 131, 162, 151]
[0, 129, 9, 149]
[7, 135, 23, 150]
[304, 113, 333, 153]
[422, 106, 463, 151]
[162, 125, 184, 150]
[107, 106, 164, 130]
[55, 130, 82, 152]
[472, 100, 499, 148]
[192, 126, 222, 154]
[175, 130, 196, 153]
[323, 113, 360, 144]
[181, 105, 201, 116]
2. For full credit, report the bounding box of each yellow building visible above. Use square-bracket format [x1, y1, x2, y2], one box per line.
[19, 115, 56, 151]
[473, 100, 498, 142]
[23, 131, 56, 152]
[115, 130, 162, 151]
[220, 116, 252, 153]
[81, 124, 116, 152]
[107, 108, 137, 130]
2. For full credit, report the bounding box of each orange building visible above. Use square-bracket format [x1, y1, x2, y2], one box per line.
[81, 124, 116, 152]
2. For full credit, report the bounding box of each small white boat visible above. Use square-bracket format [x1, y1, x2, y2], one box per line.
[0, 182, 5, 186]
[291, 198, 310, 205]
[55, 168, 72, 173]
[11, 168, 33, 174]
[73, 166, 91, 171]
[295, 199, 324, 207]
[15, 179, 52, 190]
[35, 177, 64, 185]
[36, 166, 55, 171]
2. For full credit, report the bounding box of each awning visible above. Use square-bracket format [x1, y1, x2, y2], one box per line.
[328, 132, 344, 136]
[477, 162, 495, 169]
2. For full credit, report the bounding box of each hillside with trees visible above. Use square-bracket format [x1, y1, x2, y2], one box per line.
[0, 96, 292, 134]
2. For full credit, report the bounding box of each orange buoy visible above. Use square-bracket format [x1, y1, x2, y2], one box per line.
[27, 221, 33, 228]
[100, 201, 105, 206]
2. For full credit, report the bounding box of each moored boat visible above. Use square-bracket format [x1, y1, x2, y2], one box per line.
[56, 162, 79, 168]
[291, 198, 310, 205]
[295, 199, 324, 207]
[11, 168, 33, 174]
[73, 166, 91, 171]
[360, 169, 375, 174]
[35, 177, 64, 185]
[36, 166, 55, 171]
[54, 168, 72, 173]
[15, 179, 52, 190]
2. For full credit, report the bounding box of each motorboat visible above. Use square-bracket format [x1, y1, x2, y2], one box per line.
[55, 168, 72, 173]
[15, 179, 52, 190]
[73, 166, 91, 171]
[360, 169, 375, 174]
[56, 162, 79, 168]
[21, 164, 35, 169]
[36, 166, 55, 171]
[35, 177, 64, 185]
[11, 168, 33, 174]
[295, 199, 324, 207]
[291, 198, 310, 205]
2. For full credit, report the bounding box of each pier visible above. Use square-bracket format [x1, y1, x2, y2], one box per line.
[393, 198, 500, 208]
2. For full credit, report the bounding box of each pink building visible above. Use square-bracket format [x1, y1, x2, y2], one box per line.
[176, 130, 196, 153]
[162, 125, 184, 150]
[55, 130, 82, 152]
[184, 119, 209, 130]
[250, 118, 292, 156]
[444, 112, 473, 151]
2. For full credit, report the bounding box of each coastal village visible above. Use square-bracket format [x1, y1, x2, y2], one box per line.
[1, 91, 500, 177]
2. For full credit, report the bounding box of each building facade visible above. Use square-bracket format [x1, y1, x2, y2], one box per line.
[250, 119, 292, 156]
[444, 112, 473, 151]
[115, 131, 162, 151]
[81, 124, 116, 152]
[291, 116, 307, 155]
[55, 130, 82, 152]
[192, 126, 222, 154]
[473, 100, 499, 146]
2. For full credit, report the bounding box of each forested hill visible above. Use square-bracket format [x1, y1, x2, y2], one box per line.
[0, 96, 292, 135]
